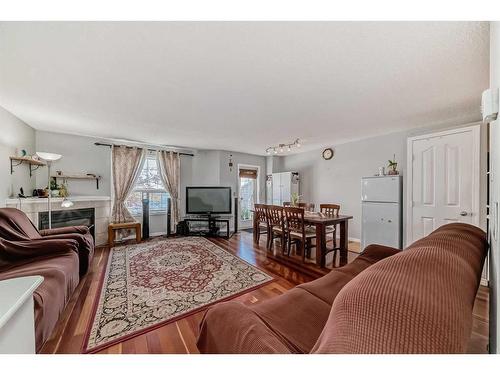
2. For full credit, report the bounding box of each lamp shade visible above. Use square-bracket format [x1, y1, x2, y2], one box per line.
[36, 152, 62, 161]
[61, 198, 74, 208]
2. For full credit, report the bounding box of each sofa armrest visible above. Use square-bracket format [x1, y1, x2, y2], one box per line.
[0, 238, 78, 271]
[197, 301, 294, 354]
[38, 232, 94, 276]
[360, 243, 401, 261]
[39, 226, 89, 237]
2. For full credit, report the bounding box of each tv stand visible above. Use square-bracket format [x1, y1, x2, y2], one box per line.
[183, 214, 234, 239]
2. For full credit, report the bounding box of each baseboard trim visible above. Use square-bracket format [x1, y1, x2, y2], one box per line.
[335, 236, 360, 243]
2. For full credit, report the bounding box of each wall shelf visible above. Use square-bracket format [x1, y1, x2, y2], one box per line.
[9, 156, 45, 177]
[51, 174, 102, 190]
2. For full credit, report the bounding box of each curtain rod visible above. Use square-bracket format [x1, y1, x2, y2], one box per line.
[94, 142, 194, 157]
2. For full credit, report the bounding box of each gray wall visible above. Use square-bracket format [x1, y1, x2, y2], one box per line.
[489, 21, 500, 354]
[276, 122, 487, 243]
[0, 106, 36, 206]
[33, 131, 267, 233]
[219, 150, 266, 207]
[182, 149, 267, 223]
[35, 130, 111, 196]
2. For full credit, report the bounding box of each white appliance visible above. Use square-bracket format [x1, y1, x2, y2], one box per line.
[361, 175, 403, 250]
[266, 175, 273, 204]
[271, 172, 299, 205]
[481, 88, 499, 123]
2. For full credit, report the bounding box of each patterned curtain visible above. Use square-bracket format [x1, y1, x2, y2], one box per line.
[157, 150, 180, 232]
[111, 146, 145, 229]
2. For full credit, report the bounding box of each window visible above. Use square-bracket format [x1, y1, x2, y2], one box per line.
[125, 155, 169, 216]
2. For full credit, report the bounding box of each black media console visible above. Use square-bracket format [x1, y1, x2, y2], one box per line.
[183, 214, 234, 239]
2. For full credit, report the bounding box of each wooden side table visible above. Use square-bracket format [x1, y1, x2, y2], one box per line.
[0, 276, 44, 354]
[108, 222, 142, 247]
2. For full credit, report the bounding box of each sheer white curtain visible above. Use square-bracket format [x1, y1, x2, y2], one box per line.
[157, 150, 180, 232]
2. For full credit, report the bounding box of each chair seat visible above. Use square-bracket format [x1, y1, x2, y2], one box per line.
[325, 225, 336, 234]
[272, 226, 284, 233]
[289, 229, 316, 239]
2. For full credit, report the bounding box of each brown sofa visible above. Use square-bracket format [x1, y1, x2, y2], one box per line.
[0, 207, 95, 352]
[197, 223, 487, 354]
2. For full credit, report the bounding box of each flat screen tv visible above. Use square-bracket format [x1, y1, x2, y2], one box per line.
[186, 186, 232, 214]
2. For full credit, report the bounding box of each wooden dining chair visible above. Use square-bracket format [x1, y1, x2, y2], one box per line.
[254, 204, 270, 248]
[298, 202, 315, 212]
[284, 206, 316, 262]
[267, 205, 287, 254]
[283, 202, 292, 207]
[320, 203, 341, 265]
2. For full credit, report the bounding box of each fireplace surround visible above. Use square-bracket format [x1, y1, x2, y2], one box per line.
[39, 208, 95, 238]
[5, 196, 110, 245]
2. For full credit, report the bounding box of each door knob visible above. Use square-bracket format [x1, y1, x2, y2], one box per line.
[460, 211, 469, 217]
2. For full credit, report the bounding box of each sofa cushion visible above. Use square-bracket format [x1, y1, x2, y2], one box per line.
[197, 301, 295, 354]
[250, 288, 332, 353]
[311, 223, 487, 354]
[0, 252, 80, 352]
[298, 244, 400, 305]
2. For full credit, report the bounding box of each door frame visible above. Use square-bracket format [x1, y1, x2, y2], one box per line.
[237, 163, 261, 229]
[406, 124, 481, 246]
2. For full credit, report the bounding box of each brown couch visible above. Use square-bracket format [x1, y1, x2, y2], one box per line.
[197, 223, 487, 354]
[0, 207, 95, 352]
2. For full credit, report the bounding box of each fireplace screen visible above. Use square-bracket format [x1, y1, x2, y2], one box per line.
[39, 208, 95, 238]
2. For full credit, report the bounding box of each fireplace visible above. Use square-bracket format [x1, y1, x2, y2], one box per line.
[39, 208, 95, 238]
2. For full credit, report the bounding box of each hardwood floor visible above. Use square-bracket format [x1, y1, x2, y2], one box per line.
[39, 231, 490, 354]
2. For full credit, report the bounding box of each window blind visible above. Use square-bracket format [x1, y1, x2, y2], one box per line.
[239, 169, 258, 179]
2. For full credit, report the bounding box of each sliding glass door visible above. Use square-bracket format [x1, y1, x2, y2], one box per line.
[238, 167, 258, 229]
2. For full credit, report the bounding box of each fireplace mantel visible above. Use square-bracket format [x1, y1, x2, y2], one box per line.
[5, 195, 110, 205]
[5, 196, 111, 246]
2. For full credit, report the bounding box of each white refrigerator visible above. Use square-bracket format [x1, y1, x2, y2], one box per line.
[361, 175, 403, 250]
[271, 172, 299, 205]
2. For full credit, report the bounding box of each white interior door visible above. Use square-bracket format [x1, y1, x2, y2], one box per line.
[407, 125, 480, 245]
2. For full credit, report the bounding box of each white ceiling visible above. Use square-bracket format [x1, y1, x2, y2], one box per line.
[0, 22, 489, 155]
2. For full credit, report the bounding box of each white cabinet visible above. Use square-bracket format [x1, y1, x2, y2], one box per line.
[271, 172, 299, 205]
[0, 276, 43, 354]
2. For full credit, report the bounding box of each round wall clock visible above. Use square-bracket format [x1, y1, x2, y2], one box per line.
[322, 148, 334, 160]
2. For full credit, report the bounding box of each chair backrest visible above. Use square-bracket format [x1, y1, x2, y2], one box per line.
[320, 204, 340, 216]
[284, 206, 305, 234]
[254, 204, 268, 224]
[267, 205, 285, 229]
[298, 202, 315, 212]
[283, 202, 292, 207]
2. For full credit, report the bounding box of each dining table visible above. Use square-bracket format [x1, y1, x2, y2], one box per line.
[252, 209, 353, 268]
[303, 212, 353, 267]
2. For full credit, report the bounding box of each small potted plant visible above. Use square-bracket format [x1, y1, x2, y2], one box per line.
[387, 154, 399, 175]
[50, 179, 61, 197]
[59, 183, 69, 198]
[291, 192, 302, 206]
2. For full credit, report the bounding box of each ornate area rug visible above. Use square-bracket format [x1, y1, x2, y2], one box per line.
[83, 236, 273, 353]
